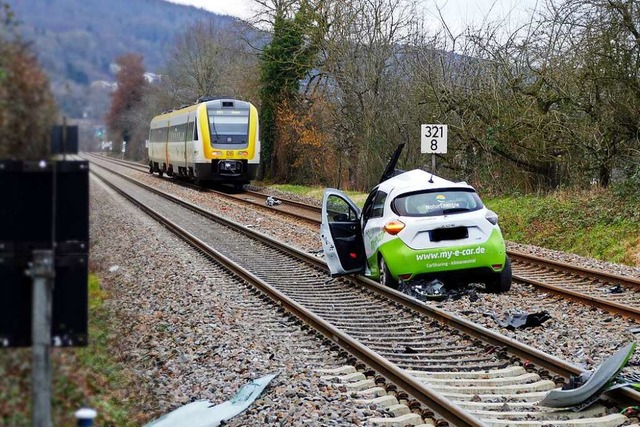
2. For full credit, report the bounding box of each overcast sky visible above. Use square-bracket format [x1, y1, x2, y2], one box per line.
[166, 0, 541, 34]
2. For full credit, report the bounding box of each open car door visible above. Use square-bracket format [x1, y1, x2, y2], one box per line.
[320, 189, 366, 276]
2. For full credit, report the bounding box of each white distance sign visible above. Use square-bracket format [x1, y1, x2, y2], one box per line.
[420, 124, 448, 154]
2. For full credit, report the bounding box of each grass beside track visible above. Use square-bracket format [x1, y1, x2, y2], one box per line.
[487, 189, 640, 266]
[0, 274, 136, 426]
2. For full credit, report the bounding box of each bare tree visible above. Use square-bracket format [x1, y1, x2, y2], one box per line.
[544, 0, 640, 187]
[105, 53, 148, 158]
[318, 0, 422, 189]
[163, 20, 259, 105]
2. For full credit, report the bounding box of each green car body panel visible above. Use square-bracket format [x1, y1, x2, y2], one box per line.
[368, 228, 507, 280]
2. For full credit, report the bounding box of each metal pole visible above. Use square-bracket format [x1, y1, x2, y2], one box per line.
[432, 153, 436, 175]
[28, 249, 55, 427]
[62, 117, 67, 161]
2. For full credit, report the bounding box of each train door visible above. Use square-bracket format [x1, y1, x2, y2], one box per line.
[184, 115, 190, 170]
[164, 121, 170, 173]
[186, 117, 196, 172]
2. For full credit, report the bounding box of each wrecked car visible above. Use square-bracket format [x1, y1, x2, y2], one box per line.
[320, 144, 512, 293]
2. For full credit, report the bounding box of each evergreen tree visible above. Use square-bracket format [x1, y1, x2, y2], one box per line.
[258, 1, 319, 179]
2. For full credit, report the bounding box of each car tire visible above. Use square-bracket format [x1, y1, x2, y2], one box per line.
[486, 257, 512, 293]
[379, 256, 399, 289]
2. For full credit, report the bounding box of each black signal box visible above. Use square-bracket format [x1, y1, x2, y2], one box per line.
[0, 160, 89, 347]
[51, 125, 79, 155]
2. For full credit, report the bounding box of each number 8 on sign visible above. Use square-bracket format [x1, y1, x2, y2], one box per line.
[420, 124, 448, 154]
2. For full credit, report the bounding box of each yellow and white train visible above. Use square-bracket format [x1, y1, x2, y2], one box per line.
[148, 97, 260, 187]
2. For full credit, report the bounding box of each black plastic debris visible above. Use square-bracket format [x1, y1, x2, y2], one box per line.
[265, 196, 282, 206]
[563, 371, 592, 390]
[399, 279, 447, 301]
[483, 310, 551, 330]
[403, 345, 419, 354]
[607, 284, 624, 294]
[447, 287, 479, 302]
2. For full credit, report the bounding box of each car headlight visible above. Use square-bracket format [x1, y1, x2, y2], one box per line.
[485, 210, 499, 225]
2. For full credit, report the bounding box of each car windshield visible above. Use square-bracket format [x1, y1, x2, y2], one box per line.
[392, 188, 483, 217]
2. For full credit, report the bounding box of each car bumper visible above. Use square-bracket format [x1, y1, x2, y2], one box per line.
[373, 229, 507, 280]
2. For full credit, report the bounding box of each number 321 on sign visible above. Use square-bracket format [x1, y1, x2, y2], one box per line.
[420, 124, 448, 154]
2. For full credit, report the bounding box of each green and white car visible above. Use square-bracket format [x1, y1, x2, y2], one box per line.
[320, 169, 512, 293]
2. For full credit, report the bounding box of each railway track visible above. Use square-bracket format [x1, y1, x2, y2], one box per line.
[87, 158, 640, 426]
[83, 153, 320, 223]
[510, 250, 640, 321]
[85, 153, 640, 324]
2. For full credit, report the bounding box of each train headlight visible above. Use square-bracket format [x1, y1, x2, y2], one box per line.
[239, 151, 248, 157]
[212, 151, 223, 157]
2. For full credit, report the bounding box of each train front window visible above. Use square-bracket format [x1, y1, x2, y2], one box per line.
[208, 110, 249, 143]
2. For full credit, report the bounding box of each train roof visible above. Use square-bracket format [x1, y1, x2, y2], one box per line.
[150, 98, 252, 122]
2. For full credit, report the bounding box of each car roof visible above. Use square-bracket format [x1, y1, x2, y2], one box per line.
[377, 169, 475, 196]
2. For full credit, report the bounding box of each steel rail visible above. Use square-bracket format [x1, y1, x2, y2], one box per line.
[514, 274, 640, 321]
[510, 248, 640, 287]
[84, 153, 320, 223]
[509, 251, 640, 321]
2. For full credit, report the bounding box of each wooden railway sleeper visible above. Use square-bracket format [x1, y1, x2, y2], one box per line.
[375, 376, 387, 386]
[554, 374, 567, 387]
[408, 398, 422, 411]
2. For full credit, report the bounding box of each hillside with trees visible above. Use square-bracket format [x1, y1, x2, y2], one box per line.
[2, 0, 639, 198]
[251, 0, 639, 195]
[4, 0, 237, 119]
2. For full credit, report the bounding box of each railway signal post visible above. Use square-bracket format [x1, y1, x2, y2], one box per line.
[1, 125, 89, 426]
[28, 249, 55, 427]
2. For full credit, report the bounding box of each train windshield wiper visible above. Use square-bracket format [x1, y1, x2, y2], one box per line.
[210, 115, 219, 143]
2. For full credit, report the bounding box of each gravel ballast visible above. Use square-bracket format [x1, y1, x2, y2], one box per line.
[90, 177, 386, 425]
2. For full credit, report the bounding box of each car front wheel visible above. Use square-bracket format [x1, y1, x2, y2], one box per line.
[486, 257, 512, 293]
[379, 256, 399, 289]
